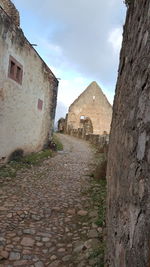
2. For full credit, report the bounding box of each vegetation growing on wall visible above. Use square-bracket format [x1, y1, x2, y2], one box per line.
[124, 0, 131, 6]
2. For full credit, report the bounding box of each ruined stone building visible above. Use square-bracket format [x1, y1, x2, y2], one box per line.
[66, 81, 112, 135]
[106, 0, 150, 266]
[0, 0, 58, 163]
[57, 118, 66, 133]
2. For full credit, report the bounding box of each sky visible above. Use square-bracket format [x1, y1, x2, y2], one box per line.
[12, 0, 126, 122]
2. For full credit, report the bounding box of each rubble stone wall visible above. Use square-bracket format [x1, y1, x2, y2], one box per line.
[0, 0, 20, 27]
[106, 0, 150, 266]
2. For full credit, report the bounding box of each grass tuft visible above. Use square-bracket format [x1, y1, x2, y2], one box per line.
[52, 134, 63, 151]
[21, 149, 52, 165]
[89, 243, 106, 267]
[0, 149, 52, 178]
[88, 174, 107, 266]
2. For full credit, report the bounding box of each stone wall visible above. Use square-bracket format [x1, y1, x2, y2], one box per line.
[67, 126, 109, 156]
[0, 0, 20, 27]
[106, 0, 150, 266]
[0, 7, 58, 163]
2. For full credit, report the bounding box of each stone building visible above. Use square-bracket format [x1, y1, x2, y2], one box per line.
[66, 81, 112, 135]
[106, 0, 150, 266]
[0, 0, 58, 163]
[57, 118, 66, 133]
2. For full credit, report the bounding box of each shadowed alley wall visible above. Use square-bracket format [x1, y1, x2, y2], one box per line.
[106, 0, 150, 266]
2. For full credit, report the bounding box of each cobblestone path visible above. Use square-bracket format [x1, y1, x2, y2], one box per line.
[0, 134, 102, 267]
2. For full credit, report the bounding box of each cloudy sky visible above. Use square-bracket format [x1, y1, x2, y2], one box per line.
[12, 0, 126, 121]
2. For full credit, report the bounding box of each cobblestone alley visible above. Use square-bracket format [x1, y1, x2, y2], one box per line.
[0, 134, 104, 267]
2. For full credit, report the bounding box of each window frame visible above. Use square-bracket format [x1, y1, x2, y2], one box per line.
[8, 56, 23, 85]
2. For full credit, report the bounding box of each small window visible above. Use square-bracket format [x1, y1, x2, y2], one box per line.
[37, 99, 43, 111]
[8, 56, 23, 84]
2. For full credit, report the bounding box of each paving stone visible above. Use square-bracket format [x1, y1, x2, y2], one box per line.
[34, 261, 44, 267]
[48, 260, 61, 267]
[89, 210, 98, 218]
[13, 260, 28, 266]
[97, 227, 103, 233]
[23, 229, 36, 235]
[0, 134, 102, 266]
[57, 247, 66, 253]
[36, 242, 43, 247]
[42, 237, 50, 242]
[77, 210, 88, 216]
[88, 229, 98, 238]
[73, 241, 84, 253]
[21, 237, 35, 247]
[84, 238, 99, 249]
[0, 250, 9, 260]
[50, 255, 57, 260]
[67, 209, 76, 215]
[9, 252, 20, 260]
[7, 213, 13, 218]
[13, 237, 20, 242]
[91, 223, 97, 229]
[23, 254, 33, 260]
[31, 215, 41, 221]
[45, 242, 52, 248]
[42, 249, 48, 253]
[62, 255, 72, 262]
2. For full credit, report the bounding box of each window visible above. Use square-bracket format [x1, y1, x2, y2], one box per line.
[80, 115, 86, 120]
[16, 66, 21, 81]
[10, 61, 15, 76]
[8, 56, 23, 84]
[37, 99, 43, 111]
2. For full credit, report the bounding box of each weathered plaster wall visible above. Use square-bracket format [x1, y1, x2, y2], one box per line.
[0, 8, 58, 162]
[106, 0, 150, 266]
[67, 82, 112, 135]
[0, 0, 20, 27]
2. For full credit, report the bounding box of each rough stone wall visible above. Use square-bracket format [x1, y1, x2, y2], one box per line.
[0, 7, 58, 163]
[106, 0, 150, 266]
[0, 0, 20, 27]
[67, 81, 112, 135]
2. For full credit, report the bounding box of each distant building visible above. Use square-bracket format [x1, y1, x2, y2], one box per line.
[57, 118, 66, 133]
[0, 0, 58, 163]
[66, 81, 112, 135]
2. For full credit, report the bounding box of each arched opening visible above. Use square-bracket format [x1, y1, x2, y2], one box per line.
[79, 116, 93, 134]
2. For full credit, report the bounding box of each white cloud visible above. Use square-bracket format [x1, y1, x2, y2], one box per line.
[108, 27, 123, 54]
[58, 77, 90, 107]
[12, 0, 126, 109]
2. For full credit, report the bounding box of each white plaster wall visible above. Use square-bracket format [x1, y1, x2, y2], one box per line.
[0, 13, 57, 161]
